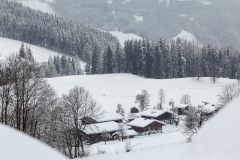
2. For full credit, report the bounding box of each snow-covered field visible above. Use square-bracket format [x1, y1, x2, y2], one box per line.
[0, 37, 61, 63]
[0, 124, 68, 160]
[47, 74, 236, 113]
[85, 143, 189, 160]
[90, 125, 186, 154]
[13, 0, 55, 14]
[109, 31, 142, 46]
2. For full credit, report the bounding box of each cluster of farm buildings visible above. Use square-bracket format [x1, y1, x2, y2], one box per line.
[82, 102, 216, 144]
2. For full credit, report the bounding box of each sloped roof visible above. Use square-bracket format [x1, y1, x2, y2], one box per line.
[136, 110, 173, 118]
[176, 104, 190, 108]
[127, 118, 166, 128]
[83, 121, 119, 134]
[98, 112, 124, 122]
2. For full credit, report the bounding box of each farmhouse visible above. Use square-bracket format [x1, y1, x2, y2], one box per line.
[83, 121, 119, 144]
[136, 110, 174, 123]
[176, 104, 190, 115]
[127, 118, 166, 136]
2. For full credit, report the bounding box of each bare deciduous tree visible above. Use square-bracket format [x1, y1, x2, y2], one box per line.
[61, 86, 103, 158]
[158, 89, 166, 110]
[217, 83, 240, 109]
[180, 94, 191, 104]
[101, 129, 111, 144]
[135, 90, 150, 111]
[116, 104, 125, 116]
[117, 123, 126, 142]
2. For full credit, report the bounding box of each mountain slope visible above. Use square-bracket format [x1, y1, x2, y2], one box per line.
[49, 0, 240, 47]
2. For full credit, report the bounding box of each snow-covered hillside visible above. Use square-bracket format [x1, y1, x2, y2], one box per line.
[109, 31, 142, 46]
[0, 37, 62, 63]
[0, 124, 68, 160]
[181, 95, 240, 160]
[12, 0, 55, 14]
[173, 30, 198, 43]
[47, 74, 235, 113]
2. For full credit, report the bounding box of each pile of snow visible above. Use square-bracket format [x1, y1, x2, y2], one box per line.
[47, 74, 235, 113]
[99, 112, 124, 122]
[173, 30, 198, 43]
[0, 37, 61, 63]
[181, 97, 240, 160]
[15, 0, 55, 14]
[109, 31, 142, 46]
[0, 124, 68, 160]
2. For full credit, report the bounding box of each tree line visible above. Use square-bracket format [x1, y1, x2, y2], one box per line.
[86, 38, 240, 82]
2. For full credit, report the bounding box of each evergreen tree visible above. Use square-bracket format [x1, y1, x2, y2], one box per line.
[177, 44, 186, 78]
[91, 45, 100, 74]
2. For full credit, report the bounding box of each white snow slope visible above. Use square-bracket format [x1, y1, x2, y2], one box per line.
[181, 96, 240, 160]
[13, 0, 55, 14]
[0, 124, 68, 160]
[0, 37, 61, 63]
[47, 74, 236, 113]
[109, 31, 142, 47]
[173, 30, 198, 43]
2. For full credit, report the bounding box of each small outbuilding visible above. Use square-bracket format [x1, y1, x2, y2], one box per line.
[130, 107, 139, 113]
[176, 104, 190, 115]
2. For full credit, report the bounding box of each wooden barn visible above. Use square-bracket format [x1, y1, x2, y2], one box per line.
[127, 118, 166, 136]
[82, 121, 119, 144]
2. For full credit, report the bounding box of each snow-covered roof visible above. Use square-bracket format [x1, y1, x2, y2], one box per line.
[83, 121, 119, 134]
[199, 104, 217, 113]
[127, 118, 166, 128]
[136, 110, 173, 118]
[98, 112, 124, 122]
[113, 129, 138, 137]
[176, 104, 190, 109]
